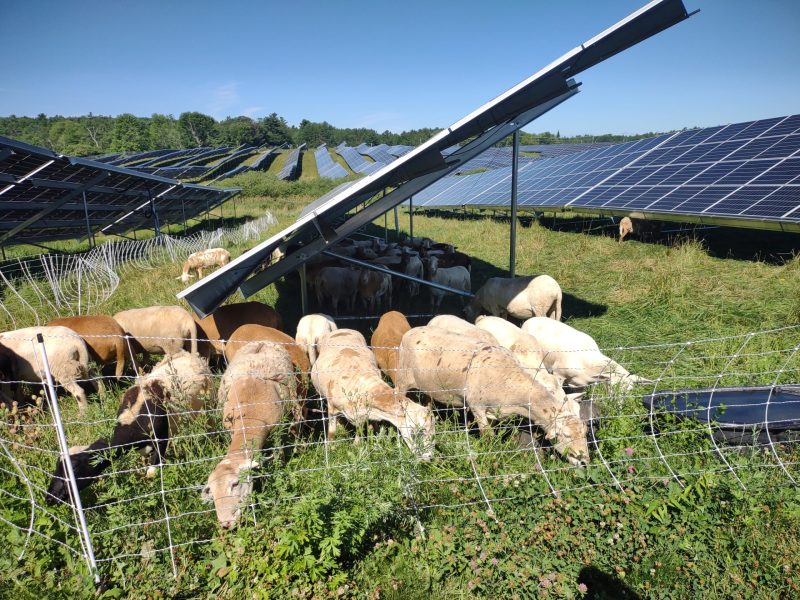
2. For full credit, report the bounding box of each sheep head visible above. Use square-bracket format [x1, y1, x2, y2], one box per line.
[46, 439, 111, 505]
[399, 398, 435, 461]
[202, 457, 259, 528]
[546, 411, 589, 467]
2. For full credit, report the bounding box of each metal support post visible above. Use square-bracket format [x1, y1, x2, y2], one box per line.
[409, 196, 414, 239]
[299, 263, 309, 314]
[509, 129, 520, 278]
[81, 192, 95, 248]
[394, 206, 399, 239]
[383, 212, 388, 241]
[181, 198, 187, 234]
[36, 334, 100, 583]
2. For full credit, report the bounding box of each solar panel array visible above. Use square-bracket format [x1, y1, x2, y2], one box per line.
[336, 145, 384, 175]
[388, 145, 414, 157]
[0, 136, 240, 246]
[277, 144, 306, 180]
[314, 145, 349, 179]
[414, 115, 800, 230]
[452, 146, 537, 174]
[361, 144, 396, 165]
[519, 142, 616, 157]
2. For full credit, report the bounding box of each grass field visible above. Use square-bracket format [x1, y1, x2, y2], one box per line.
[1, 175, 800, 599]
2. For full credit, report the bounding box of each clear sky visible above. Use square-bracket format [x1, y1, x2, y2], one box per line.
[1, 0, 798, 136]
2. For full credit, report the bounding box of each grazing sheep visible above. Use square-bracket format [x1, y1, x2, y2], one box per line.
[194, 301, 284, 357]
[225, 324, 311, 403]
[395, 327, 588, 465]
[48, 315, 129, 379]
[521, 317, 651, 393]
[202, 341, 296, 528]
[144, 351, 214, 430]
[370, 311, 411, 385]
[113, 305, 198, 362]
[295, 313, 338, 366]
[358, 270, 392, 314]
[464, 274, 562, 322]
[0, 326, 98, 413]
[427, 314, 497, 345]
[46, 380, 170, 504]
[399, 249, 424, 299]
[312, 329, 434, 458]
[178, 248, 231, 283]
[423, 256, 471, 313]
[619, 216, 662, 242]
[315, 267, 361, 316]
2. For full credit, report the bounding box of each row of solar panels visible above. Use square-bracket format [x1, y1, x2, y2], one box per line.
[0, 136, 241, 246]
[412, 114, 800, 231]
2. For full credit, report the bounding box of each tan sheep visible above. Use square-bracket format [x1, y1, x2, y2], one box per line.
[395, 326, 588, 465]
[194, 301, 284, 357]
[178, 248, 231, 283]
[312, 329, 434, 458]
[294, 313, 337, 366]
[113, 305, 198, 362]
[464, 274, 562, 322]
[202, 341, 296, 528]
[0, 326, 100, 413]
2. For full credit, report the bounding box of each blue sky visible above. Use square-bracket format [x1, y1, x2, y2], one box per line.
[1, 0, 798, 136]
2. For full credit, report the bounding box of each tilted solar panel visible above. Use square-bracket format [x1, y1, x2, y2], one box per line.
[362, 145, 397, 165]
[337, 146, 384, 175]
[0, 136, 240, 246]
[278, 145, 306, 180]
[315, 145, 349, 179]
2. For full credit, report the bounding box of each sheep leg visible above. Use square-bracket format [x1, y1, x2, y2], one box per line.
[327, 411, 338, 439]
[145, 436, 169, 479]
[62, 381, 89, 413]
[470, 405, 493, 435]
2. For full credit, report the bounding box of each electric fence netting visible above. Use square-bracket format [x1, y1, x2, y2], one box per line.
[0, 324, 797, 580]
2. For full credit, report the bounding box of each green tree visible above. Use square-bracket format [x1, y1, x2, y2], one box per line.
[110, 113, 148, 152]
[178, 111, 216, 147]
[48, 119, 94, 155]
[148, 113, 181, 149]
[259, 113, 293, 146]
[215, 116, 260, 147]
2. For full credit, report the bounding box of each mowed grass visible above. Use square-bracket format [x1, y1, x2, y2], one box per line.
[2, 189, 800, 599]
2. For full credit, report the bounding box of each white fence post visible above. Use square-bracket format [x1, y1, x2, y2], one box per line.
[36, 333, 100, 583]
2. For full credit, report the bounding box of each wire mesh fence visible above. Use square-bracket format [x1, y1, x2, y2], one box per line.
[1, 325, 798, 580]
[0, 212, 276, 330]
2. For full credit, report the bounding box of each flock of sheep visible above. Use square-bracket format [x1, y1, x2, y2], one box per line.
[0, 243, 650, 529]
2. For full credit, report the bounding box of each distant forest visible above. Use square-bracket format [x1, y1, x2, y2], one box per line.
[0, 112, 663, 157]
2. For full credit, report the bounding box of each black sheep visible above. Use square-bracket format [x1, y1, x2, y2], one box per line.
[46, 381, 170, 505]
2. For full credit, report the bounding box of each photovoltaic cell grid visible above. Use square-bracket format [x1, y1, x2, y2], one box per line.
[452, 146, 538, 174]
[519, 142, 616, 157]
[361, 144, 397, 165]
[388, 145, 414, 157]
[278, 145, 306, 180]
[415, 115, 800, 228]
[315, 145, 349, 179]
[336, 146, 384, 175]
[0, 136, 240, 245]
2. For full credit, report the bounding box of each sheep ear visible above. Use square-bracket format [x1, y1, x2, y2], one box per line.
[565, 392, 583, 403]
[237, 459, 259, 472]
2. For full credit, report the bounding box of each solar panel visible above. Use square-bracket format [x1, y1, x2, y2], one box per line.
[388, 145, 414, 157]
[361, 144, 397, 165]
[0, 136, 240, 246]
[415, 115, 800, 231]
[314, 145, 349, 179]
[519, 142, 616, 157]
[336, 146, 384, 175]
[277, 145, 306, 180]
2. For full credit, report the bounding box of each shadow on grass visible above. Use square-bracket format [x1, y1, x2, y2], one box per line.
[578, 565, 642, 599]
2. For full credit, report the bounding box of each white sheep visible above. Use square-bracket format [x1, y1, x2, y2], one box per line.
[295, 313, 338, 366]
[427, 314, 497, 345]
[312, 329, 434, 458]
[464, 274, 562, 322]
[0, 325, 100, 413]
[177, 248, 231, 283]
[144, 350, 214, 432]
[424, 256, 471, 313]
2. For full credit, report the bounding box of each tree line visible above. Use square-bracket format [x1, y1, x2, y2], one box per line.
[0, 111, 664, 158]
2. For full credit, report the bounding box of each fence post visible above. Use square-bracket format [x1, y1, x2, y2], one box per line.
[36, 333, 100, 583]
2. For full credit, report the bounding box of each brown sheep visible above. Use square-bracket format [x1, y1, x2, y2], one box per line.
[370, 311, 411, 385]
[113, 305, 198, 362]
[48, 315, 129, 379]
[194, 301, 284, 357]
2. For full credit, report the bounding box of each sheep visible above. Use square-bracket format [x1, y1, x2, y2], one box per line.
[194, 301, 284, 357]
[315, 267, 361, 316]
[48, 315, 130, 379]
[113, 305, 198, 362]
[421, 246, 471, 272]
[464, 274, 562, 322]
[521, 317, 651, 394]
[399, 249, 424, 300]
[358, 270, 392, 314]
[225, 324, 312, 405]
[427, 314, 497, 345]
[311, 329, 434, 458]
[423, 256, 471, 313]
[202, 341, 296, 528]
[0, 341, 18, 406]
[474, 315, 581, 418]
[370, 311, 411, 385]
[619, 216, 662, 242]
[144, 350, 214, 430]
[0, 326, 99, 413]
[295, 313, 338, 366]
[177, 248, 231, 283]
[46, 380, 170, 504]
[395, 326, 588, 465]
